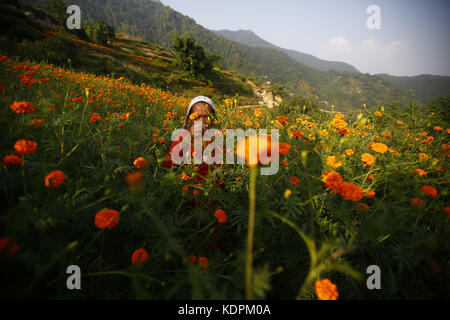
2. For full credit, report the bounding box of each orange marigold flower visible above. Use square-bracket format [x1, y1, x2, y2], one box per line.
[290, 176, 300, 186]
[14, 139, 37, 155]
[412, 198, 425, 209]
[418, 153, 429, 160]
[292, 130, 304, 138]
[0, 237, 20, 255]
[420, 185, 437, 198]
[279, 142, 291, 155]
[414, 169, 427, 176]
[321, 170, 343, 192]
[131, 248, 149, 266]
[326, 155, 343, 168]
[374, 111, 382, 117]
[133, 157, 149, 169]
[94, 209, 120, 229]
[126, 171, 143, 190]
[3, 154, 22, 167]
[339, 182, 364, 201]
[277, 116, 289, 124]
[214, 209, 228, 223]
[363, 190, 376, 198]
[235, 135, 272, 167]
[370, 142, 388, 154]
[44, 170, 66, 188]
[345, 149, 355, 156]
[433, 126, 442, 131]
[367, 174, 375, 180]
[315, 278, 338, 300]
[198, 256, 209, 270]
[10, 101, 36, 114]
[361, 153, 375, 167]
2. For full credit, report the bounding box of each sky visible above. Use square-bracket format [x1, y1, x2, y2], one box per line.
[159, 0, 450, 76]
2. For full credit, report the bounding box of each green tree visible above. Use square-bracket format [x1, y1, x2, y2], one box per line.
[84, 21, 115, 45]
[172, 33, 220, 80]
[44, 0, 67, 25]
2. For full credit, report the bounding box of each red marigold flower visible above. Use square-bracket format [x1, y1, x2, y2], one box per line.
[412, 198, 426, 209]
[214, 209, 228, 223]
[3, 154, 22, 167]
[44, 170, 66, 188]
[131, 248, 149, 266]
[14, 139, 37, 155]
[420, 185, 437, 198]
[0, 237, 20, 255]
[188, 254, 197, 264]
[290, 176, 300, 186]
[444, 206, 450, 220]
[315, 278, 338, 300]
[356, 202, 369, 212]
[89, 113, 101, 123]
[94, 209, 120, 229]
[10, 101, 36, 114]
[198, 256, 209, 270]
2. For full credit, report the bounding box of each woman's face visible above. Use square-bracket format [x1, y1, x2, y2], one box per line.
[188, 102, 214, 134]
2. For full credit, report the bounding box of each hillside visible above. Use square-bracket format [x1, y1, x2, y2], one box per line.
[0, 0, 258, 106]
[214, 29, 360, 73]
[23, 0, 416, 112]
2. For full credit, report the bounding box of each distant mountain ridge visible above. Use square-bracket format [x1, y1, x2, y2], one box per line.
[214, 29, 360, 74]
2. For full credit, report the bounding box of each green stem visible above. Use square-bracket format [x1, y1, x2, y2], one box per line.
[245, 166, 257, 300]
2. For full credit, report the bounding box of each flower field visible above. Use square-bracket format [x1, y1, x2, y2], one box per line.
[0, 56, 449, 300]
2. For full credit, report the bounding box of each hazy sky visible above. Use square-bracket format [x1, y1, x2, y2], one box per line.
[160, 0, 450, 76]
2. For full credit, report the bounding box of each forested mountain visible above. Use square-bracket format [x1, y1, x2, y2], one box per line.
[214, 29, 360, 73]
[23, 0, 419, 111]
[376, 73, 450, 102]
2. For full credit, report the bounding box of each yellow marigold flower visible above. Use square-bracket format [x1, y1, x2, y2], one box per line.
[374, 111, 382, 117]
[361, 153, 375, 167]
[284, 189, 292, 199]
[189, 112, 199, 120]
[315, 279, 338, 300]
[326, 155, 343, 168]
[330, 118, 348, 130]
[370, 142, 388, 154]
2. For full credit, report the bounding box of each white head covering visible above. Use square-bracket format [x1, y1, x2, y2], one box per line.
[183, 96, 215, 128]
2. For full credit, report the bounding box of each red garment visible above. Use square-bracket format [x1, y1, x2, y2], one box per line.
[163, 135, 225, 182]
